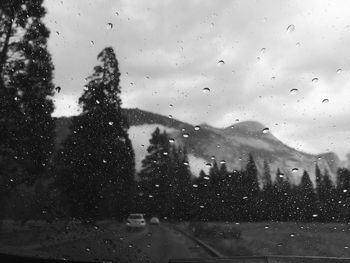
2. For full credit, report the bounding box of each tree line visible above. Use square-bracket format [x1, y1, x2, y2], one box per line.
[1, 0, 350, 225]
[135, 130, 350, 223]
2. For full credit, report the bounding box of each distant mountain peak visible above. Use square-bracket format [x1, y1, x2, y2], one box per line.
[225, 120, 266, 134]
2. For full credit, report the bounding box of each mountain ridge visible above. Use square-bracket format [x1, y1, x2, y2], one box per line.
[55, 108, 341, 184]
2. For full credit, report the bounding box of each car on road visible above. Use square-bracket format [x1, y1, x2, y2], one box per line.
[150, 217, 160, 225]
[126, 213, 146, 230]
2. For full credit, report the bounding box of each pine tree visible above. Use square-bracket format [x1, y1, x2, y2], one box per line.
[242, 154, 259, 221]
[336, 168, 350, 222]
[318, 169, 336, 221]
[55, 47, 135, 222]
[172, 147, 192, 220]
[0, 0, 55, 215]
[139, 128, 172, 217]
[296, 171, 316, 222]
[272, 170, 292, 221]
[260, 161, 273, 220]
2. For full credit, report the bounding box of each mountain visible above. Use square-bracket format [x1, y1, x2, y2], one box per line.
[55, 108, 341, 184]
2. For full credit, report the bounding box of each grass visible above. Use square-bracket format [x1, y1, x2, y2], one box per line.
[183, 222, 350, 258]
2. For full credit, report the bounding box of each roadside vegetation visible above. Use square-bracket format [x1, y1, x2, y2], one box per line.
[183, 222, 350, 258]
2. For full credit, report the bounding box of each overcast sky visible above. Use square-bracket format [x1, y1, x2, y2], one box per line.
[45, 0, 350, 160]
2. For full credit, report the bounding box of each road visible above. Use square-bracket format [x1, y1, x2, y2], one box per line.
[32, 223, 212, 263]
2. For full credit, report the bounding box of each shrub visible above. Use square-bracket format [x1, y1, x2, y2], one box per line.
[189, 222, 241, 240]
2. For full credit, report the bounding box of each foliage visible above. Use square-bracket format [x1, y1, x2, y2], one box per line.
[54, 47, 135, 222]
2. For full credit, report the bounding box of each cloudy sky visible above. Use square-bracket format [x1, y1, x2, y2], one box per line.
[45, 0, 350, 159]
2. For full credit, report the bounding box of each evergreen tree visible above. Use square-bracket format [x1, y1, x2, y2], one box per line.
[242, 154, 259, 221]
[318, 169, 336, 221]
[272, 170, 292, 221]
[296, 171, 316, 222]
[55, 47, 135, 222]
[139, 128, 172, 216]
[172, 147, 192, 220]
[336, 168, 350, 222]
[260, 161, 273, 220]
[0, 0, 55, 216]
[315, 164, 322, 193]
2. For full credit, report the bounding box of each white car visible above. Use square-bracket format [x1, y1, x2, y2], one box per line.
[126, 213, 146, 230]
[150, 217, 160, 225]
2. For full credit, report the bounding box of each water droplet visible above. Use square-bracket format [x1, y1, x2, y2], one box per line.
[262, 128, 269, 134]
[264, 225, 269, 229]
[205, 163, 212, 167]
[90, 40, 94, 46]
[128, 244, 133, 248]
[220, 160, 226, 164]
[312, 77, 319, 83]
[115, 11, 119, 16]
[169, 138, 175, 143]
[322, 99, 329, 104]
[155, 184, 160, 188]
[108, 121, 113, 126]
[243, 196, 248, 200]
[163, 152, 168, 156]
[194, 125, 201, 131]
[345, 245, 349, 249]
[106, 22, 113, 29]
[343, 189, 348, 193]
[203, 87, 210, 94]
[192, 184, 198, 188]
[289, 233, 295, 237]
[286, 24, 295, 33]
[204, 176, 210, 180]
[102, 159, 107, 163]
[55, 86, 61, 93]
[168, 115, 173, 119]
[290, 88, 298, 95]
[199, 205, 205, 208]
[183, 161, 189, 166]
[169, 104, 173, 107]
[96, 100, 100, 104]
[217, 60, 225, 66]
[183, 133, 189, 138]
[336, 69, 342, 74]
[312, 214, 318, 218]
[85, 247, 91, 252]
[292, 168, 299, 173]
[260, 48, 266, 54]
[296, 42, 301, 47]
[210, 156, 215, 160]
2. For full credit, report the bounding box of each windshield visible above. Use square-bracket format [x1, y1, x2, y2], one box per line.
[1, 1, 350, 263]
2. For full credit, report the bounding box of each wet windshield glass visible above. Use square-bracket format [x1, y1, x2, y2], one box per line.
[1, 1, 350, 263]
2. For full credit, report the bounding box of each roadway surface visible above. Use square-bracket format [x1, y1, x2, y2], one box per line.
[32, 223, 212, 263]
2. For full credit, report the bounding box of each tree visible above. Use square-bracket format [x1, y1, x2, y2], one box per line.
[55, 47, 135, 222]
[242, 154, 259, 221]
[318, 169, 336, 221]
[139, 128, 193, 220]
[139, 128, 172, 216]
[272, 169, 292, 221]
[260, 161, 273, 220]
[0, 0, 55, 219]
[296, 171, 316, 222]
[336, 168, 350, 222]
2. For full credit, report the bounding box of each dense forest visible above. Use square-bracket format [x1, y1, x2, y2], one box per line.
[1, 0, 350, 225]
